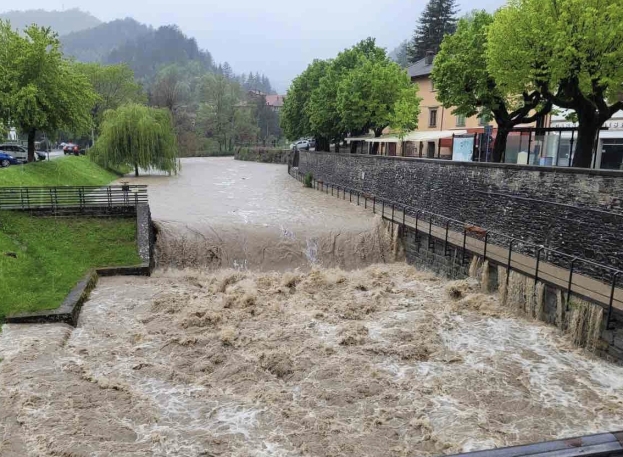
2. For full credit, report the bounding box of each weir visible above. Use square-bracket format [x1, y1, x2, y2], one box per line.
[2, 157, 623, 456]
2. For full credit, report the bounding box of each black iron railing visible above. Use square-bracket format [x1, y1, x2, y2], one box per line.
[290, 169, 623, 328]
[0, 185, 148, 211]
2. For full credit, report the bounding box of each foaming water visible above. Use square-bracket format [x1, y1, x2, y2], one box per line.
[2, 159, 623, 455]
[2, 267, 623, 456]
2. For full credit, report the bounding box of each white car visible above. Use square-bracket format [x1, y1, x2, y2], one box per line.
[294, 140, 310, 151]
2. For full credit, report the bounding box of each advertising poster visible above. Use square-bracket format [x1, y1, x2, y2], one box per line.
[452, 135, 474, 162]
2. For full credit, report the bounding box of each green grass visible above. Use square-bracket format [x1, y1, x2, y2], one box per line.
[0, 156, 124, 187]
[0, 212, 142, 319]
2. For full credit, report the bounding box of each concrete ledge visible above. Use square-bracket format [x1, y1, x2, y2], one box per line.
[96, 263, 151, 277]
[445, 431, 623, 456]
[6, 271, 98, 326]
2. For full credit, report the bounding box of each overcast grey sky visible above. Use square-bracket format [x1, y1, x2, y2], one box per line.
[9, 0, 505, 92]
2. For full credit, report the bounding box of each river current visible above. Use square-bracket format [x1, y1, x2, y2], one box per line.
[1, 158, 621, 456]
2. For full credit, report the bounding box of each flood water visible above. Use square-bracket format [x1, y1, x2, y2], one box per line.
[123, 158, 396, 270]
[1, 158, 623, 457]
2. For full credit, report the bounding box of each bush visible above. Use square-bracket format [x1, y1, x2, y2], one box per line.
[303, 172, 313, 188]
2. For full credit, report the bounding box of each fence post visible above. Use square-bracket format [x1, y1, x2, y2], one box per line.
[483, 232, 489, 261]
[607, 272, 621, 330]
[428, 216, 434, 251]
[566, 258, 578, 311]
[402, 206, 406, 228]
[444, 220, 450, 257]
[506, 239, 515, 288]
[462, 227, 468, 266]
[373, 196, 376, 214]
[534, 247, 544, 286]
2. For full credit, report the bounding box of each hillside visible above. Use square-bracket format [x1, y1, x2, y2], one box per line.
[0, 8, 100, 34]
[61, 18, 151, 63]
[106, 25, 214, 80]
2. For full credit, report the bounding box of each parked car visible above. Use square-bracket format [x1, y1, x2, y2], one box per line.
[63, 143, 85, 156]
[0, 151, 21, 167]
[294, 139, 310, 151]
[0, 143, 46, 162]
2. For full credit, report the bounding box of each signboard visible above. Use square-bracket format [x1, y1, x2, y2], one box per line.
[452, 135, 474, 162]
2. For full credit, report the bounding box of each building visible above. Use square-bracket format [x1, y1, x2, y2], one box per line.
[550, 110, 623, 170]
[406, 51, 484, 158]
[265, 94, 285, 111]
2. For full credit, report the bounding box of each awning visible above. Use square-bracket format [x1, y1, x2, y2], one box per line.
[403, 130, 467, 142]
[346, 135, 374, 142]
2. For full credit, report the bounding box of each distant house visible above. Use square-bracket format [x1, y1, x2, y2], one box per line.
[265, 94, 285, 111]
[246, 90, 285, 111]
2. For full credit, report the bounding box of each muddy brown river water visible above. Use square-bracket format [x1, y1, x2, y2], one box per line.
[1, 158, 622, 456]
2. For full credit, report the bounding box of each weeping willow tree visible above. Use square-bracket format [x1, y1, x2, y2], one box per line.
[91, 103, 179, 177]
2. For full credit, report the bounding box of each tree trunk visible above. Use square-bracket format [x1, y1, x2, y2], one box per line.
[134, 163, 139, 177]
[316, 137, 330, 152]
[27, 129, 36, 163]
[573, 114, 601, 168]
[492, 126, 510, 163]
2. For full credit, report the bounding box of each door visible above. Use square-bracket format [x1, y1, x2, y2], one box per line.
[427, 141, 435, 158]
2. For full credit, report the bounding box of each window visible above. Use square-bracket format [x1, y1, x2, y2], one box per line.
[478, 116, 488, 126]
[429, 109, 438, 128]
[431, 80, 435, 91]
[456, 114, 466, 127]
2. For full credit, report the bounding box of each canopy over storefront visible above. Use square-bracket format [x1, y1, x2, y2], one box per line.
[347, 130, 467, 144]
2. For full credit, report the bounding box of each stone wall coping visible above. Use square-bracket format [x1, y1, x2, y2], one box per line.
[308, 151, 623, 177]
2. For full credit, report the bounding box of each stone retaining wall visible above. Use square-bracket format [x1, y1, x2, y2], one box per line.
[296, 151, 623, 275]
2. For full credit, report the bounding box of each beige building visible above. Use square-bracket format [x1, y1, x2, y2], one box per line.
[405, 52, 493, 158]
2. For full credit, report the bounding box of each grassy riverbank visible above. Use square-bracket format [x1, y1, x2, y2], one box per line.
[0, 156, 124, 187]
[0, 212, 141, 319]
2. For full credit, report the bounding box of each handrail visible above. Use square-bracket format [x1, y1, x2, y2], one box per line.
[291, 170, 622, 276]
[0, 185, 148, 210]
[291, 168, 623, 327]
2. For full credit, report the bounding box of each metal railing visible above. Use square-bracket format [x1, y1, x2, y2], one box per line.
[0, 185, 148, 211]
[291, 169, 623, 328]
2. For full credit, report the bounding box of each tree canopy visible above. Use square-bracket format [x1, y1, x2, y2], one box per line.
[76, 62, 146, 134]
[487, 0, 623, 167]
[0, 21, 96, 161]
[407, 0, 458, 63]
[91, 103, 179, 176]
[433, 10, 551, 162]
[282, 38, 421, 151]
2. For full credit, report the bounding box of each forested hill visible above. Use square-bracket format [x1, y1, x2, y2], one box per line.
[106, 25, 214, 80]
[61, 18, 151, 63]
[0, 8, 101, 35]
[2, 8, 277, 94]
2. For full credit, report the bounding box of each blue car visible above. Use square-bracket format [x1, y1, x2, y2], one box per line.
[0, 151, 21, 168]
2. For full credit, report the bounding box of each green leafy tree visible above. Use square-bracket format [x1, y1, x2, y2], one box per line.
[90, 103, 178, 177]
[391, 86, 422, 140]
[433, 11, 551, 162]
[281, 59, 329, 148]
[407, 0, 458, 63]
[76, 62, 146, 137]
[337, 56, 420, 138]
[0, 22, 96, 162]
[308, 38, 387, 151]
[487, 0, 623, 168]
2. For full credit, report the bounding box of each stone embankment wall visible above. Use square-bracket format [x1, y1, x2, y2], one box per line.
[297, 151, 623, 272]
[294, 152, 623, 362]
[234, 147, 291, 164]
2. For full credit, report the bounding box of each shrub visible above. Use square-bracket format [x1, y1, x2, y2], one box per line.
[303, 172, 313, 188]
